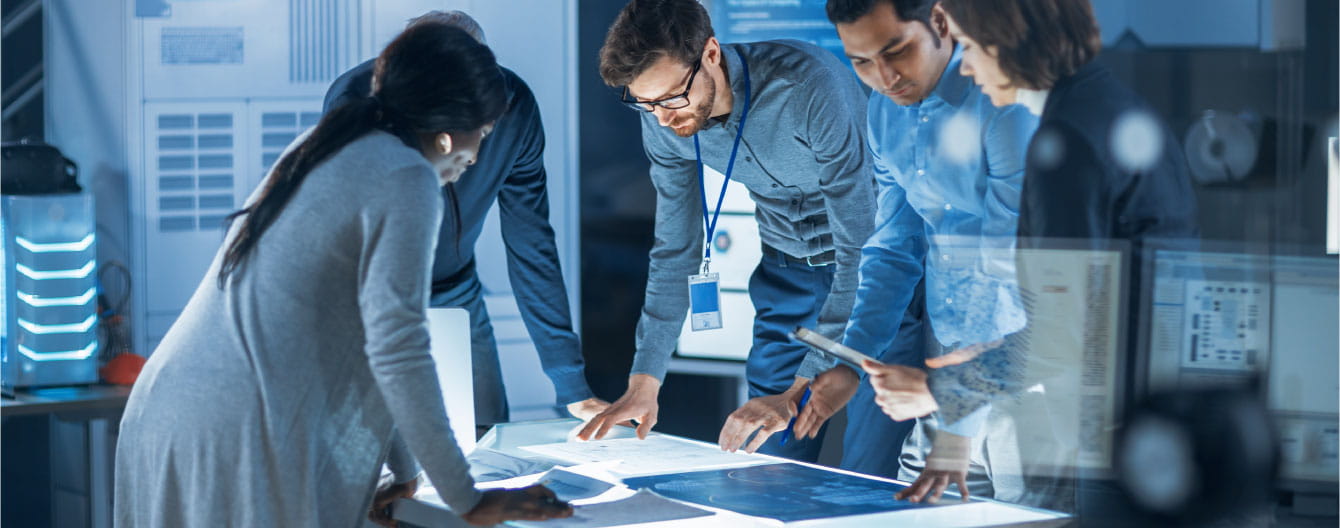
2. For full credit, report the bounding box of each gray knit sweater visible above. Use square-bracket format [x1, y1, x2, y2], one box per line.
[114, 130, 480, 527]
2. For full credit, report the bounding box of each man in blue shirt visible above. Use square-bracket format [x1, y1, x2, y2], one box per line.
[789, 0, 1037, 501]
[325, 11, 607, 430]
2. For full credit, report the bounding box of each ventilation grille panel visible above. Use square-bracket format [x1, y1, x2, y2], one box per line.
[259, 111, 321, 174]
[289, 0, 359, 84]
[154, 112, 239, 232]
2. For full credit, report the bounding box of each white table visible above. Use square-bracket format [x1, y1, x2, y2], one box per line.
[393, 419, 1073, 528]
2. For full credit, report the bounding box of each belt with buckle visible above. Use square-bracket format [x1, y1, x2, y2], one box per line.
[762, 245, 836, 267]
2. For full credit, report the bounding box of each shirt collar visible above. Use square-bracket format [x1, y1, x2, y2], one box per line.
[926, 45, 971, 107]
[710, 43, 748, 130]
[1016, 88, 1050, 116]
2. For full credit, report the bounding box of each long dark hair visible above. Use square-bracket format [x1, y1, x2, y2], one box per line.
[217, 23, 507, 287]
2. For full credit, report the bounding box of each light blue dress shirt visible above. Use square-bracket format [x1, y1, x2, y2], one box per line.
[842, 48, 1038, 435]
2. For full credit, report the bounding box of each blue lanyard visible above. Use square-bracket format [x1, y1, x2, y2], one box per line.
[695, 48, 752, 272]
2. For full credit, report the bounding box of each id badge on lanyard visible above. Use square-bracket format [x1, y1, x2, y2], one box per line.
[688, 271, 723, 331]
[688, 47, 751, 332]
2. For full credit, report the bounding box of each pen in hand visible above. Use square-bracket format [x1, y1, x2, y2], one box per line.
[779, 387, 812, 446]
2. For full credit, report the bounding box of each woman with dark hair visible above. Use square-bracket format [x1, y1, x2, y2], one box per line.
[938, 0, 1197, 246]
[114, 23, 571, 527]
[934, 0, 1200, 513]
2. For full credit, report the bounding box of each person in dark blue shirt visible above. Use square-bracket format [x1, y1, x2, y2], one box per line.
[324, 11, 607, 429]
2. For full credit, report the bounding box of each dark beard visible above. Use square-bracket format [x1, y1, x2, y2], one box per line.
[670, 78, 716, 138]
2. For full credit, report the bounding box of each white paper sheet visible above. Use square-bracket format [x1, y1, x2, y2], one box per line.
[537, 468, 618, 502]
[519, 436, 765, 476]
[466, 447, 552, 483]
[474, 466, 619, 502]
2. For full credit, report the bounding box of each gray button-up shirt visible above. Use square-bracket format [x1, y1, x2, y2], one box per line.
[631, 40, 876, 381]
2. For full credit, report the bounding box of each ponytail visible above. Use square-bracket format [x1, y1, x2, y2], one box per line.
[215, 23, 505, 288]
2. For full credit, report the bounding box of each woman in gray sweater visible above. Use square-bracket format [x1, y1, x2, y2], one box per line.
[114, 22, 571, 527]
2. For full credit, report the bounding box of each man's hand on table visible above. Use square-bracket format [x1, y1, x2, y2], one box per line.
[719, 377, 809, 453]
[896, 430, 972, 503]
[566, 397, 612, 422]
[577, 374, 660, 441]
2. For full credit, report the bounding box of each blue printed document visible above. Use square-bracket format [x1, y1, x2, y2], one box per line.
[623, 462, 954, 522]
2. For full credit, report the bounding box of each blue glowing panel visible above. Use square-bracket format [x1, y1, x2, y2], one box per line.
[2, 193, 100, 387]
[711, 0, 850, 68]
[623, 463, 952, 522]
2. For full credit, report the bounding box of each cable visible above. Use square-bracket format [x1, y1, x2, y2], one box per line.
[96, 259, 133, 360]
[97, 260, 131, 315]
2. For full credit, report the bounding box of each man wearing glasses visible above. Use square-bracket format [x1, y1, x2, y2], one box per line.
[579, 0, 919, 474]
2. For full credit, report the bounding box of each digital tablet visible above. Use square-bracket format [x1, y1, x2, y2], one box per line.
[789, 326, 882, 368]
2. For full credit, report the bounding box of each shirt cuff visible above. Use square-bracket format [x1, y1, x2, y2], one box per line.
[385, 431, 422, 485]
[630, 352, 670, 383]
[547, 367, 596, 406]
[796, 348, 838, 379]
[439, 483, 483, 517]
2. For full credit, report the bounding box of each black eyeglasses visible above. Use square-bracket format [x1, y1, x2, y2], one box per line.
[620, 60, 702, 112]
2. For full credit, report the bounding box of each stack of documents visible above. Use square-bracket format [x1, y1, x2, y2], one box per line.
[520, 435, 766, 476]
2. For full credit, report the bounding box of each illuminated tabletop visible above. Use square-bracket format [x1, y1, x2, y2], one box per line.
[393, 418, 1072, 528]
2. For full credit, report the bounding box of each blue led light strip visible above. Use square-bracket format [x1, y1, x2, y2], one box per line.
[17, 341, 97, 361]
[14, 234, 95, 253]
[15, 261, 95, 280]
[17, 314, 97, 334]
[16, 287, 96, 307]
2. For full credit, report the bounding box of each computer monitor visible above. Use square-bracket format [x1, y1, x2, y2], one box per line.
[426, 307, 476, 455]
[1138, 241, 1339, 489]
